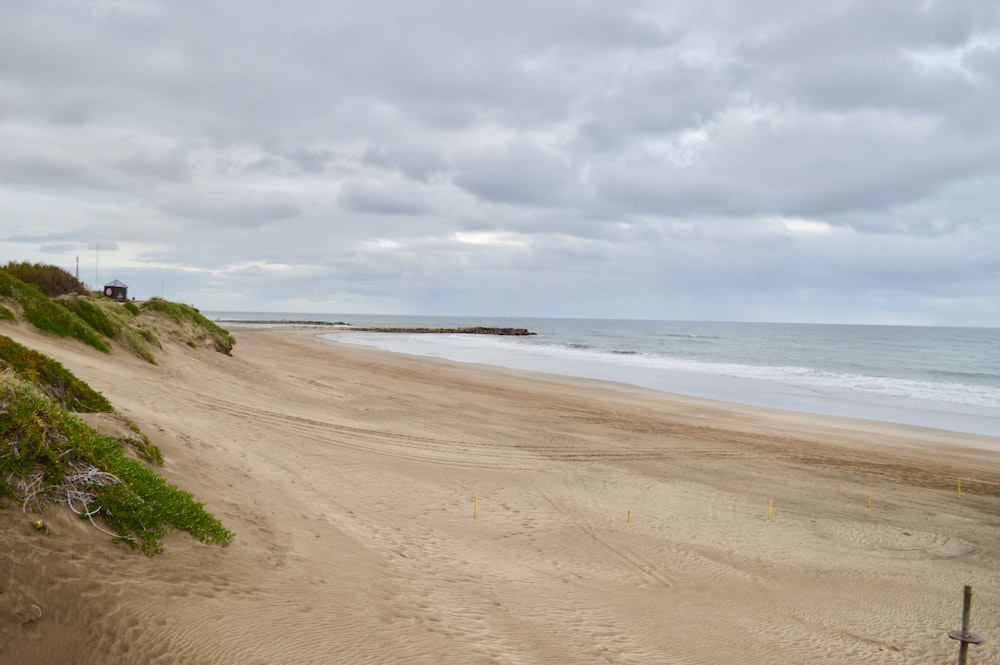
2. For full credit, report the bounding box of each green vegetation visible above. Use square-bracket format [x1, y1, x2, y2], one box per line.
[144, 297, 235, 354]
[57, 295, 119, 337]
[0, 269, 111, 353]
[125, 418, 164, 466]
[0, 263, 236, 554]
[1, 265, 234, 364]
[57, 296, 161, 364]
[23, 298, 112, 353]
[0, 369, 232, 555]
[0, 334, 113, 412]
[2, 260, 88, 298]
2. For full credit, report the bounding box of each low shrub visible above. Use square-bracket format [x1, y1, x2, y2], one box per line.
[0, 374, 232, 555]
[0, 270, 110, 353]
[144, 297, 235, 354]
[22, 298, 111, 353]
[87, 298, 160, 364]
[2, 261, 88, 298]
[0, 334, 113, 412]
[58, 296, 119, 338]
[125, 418, 164, 466]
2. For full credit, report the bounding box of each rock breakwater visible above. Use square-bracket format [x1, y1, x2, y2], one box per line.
[221, 320, 535, 335]
[348, 326, 535, 336]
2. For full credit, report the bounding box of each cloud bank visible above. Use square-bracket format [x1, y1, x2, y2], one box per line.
[1, 0, 998, 325]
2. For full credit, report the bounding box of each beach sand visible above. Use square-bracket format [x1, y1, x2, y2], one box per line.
[2, 326, 999, 664]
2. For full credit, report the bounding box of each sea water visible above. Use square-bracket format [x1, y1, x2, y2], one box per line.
[210, 313, 999, 439]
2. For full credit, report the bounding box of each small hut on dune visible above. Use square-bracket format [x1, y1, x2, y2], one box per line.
[103, 279, 128, 301]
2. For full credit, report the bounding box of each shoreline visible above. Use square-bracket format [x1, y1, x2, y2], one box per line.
[325, 330, 1000, 442]
[296, 327, 1000, 472]
[280, 327, 1000, 477]
[4, 325, 999, 664]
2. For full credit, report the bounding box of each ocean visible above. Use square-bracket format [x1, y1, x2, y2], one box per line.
[209, 313, 1000, 439]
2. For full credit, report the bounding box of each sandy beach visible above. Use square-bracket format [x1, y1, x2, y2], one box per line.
[2, 325, 999, 664]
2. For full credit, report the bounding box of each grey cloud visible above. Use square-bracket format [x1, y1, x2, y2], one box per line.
[158, 193, 302, 226]
[1, 232, 113, 249]
[47, 99, 92, 126]
[338, 179, 428, 216]
[735, 1, 990, 60]
[580, 60, 734, 146]
[1, 1, 998, 324]
[453, 140, 578, 207]
[361, 145, 448, 181]
[590, 107, 1000, 223]
[287, 148, 335, 173]
[116, 144, 192, 183]
[0, 153, 102, 190]
[963, 44, 1000, 76]
[729, 2, 999, 117]
[38, 243, 81, 255]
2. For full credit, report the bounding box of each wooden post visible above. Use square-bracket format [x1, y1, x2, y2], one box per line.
[948, 585, 984, 664]
[959, 585, 972, 665]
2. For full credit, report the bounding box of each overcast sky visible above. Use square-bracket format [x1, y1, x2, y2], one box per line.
[2, 1, 998, 325]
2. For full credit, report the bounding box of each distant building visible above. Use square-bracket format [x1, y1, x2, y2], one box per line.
[103, 279, 128, 301]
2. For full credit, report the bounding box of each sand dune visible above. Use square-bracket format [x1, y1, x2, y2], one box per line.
[2, 326, 998, 664]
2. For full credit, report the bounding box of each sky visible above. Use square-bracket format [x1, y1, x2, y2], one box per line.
[1, 1, 999, 326]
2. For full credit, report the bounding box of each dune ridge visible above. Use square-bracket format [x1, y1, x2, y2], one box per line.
[2, 325, 998, 664]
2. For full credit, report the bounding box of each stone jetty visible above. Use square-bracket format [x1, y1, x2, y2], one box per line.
[222, 320, 535, 335]
[348, 326, 535, 336]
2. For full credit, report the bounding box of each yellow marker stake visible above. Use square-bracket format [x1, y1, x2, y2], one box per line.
[767, 499, 773, 521]
[958, 480, 964, 497]
[867, 494, 871, 509]
[473, 495, 478, 519]
[627, 509, 631, 523]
